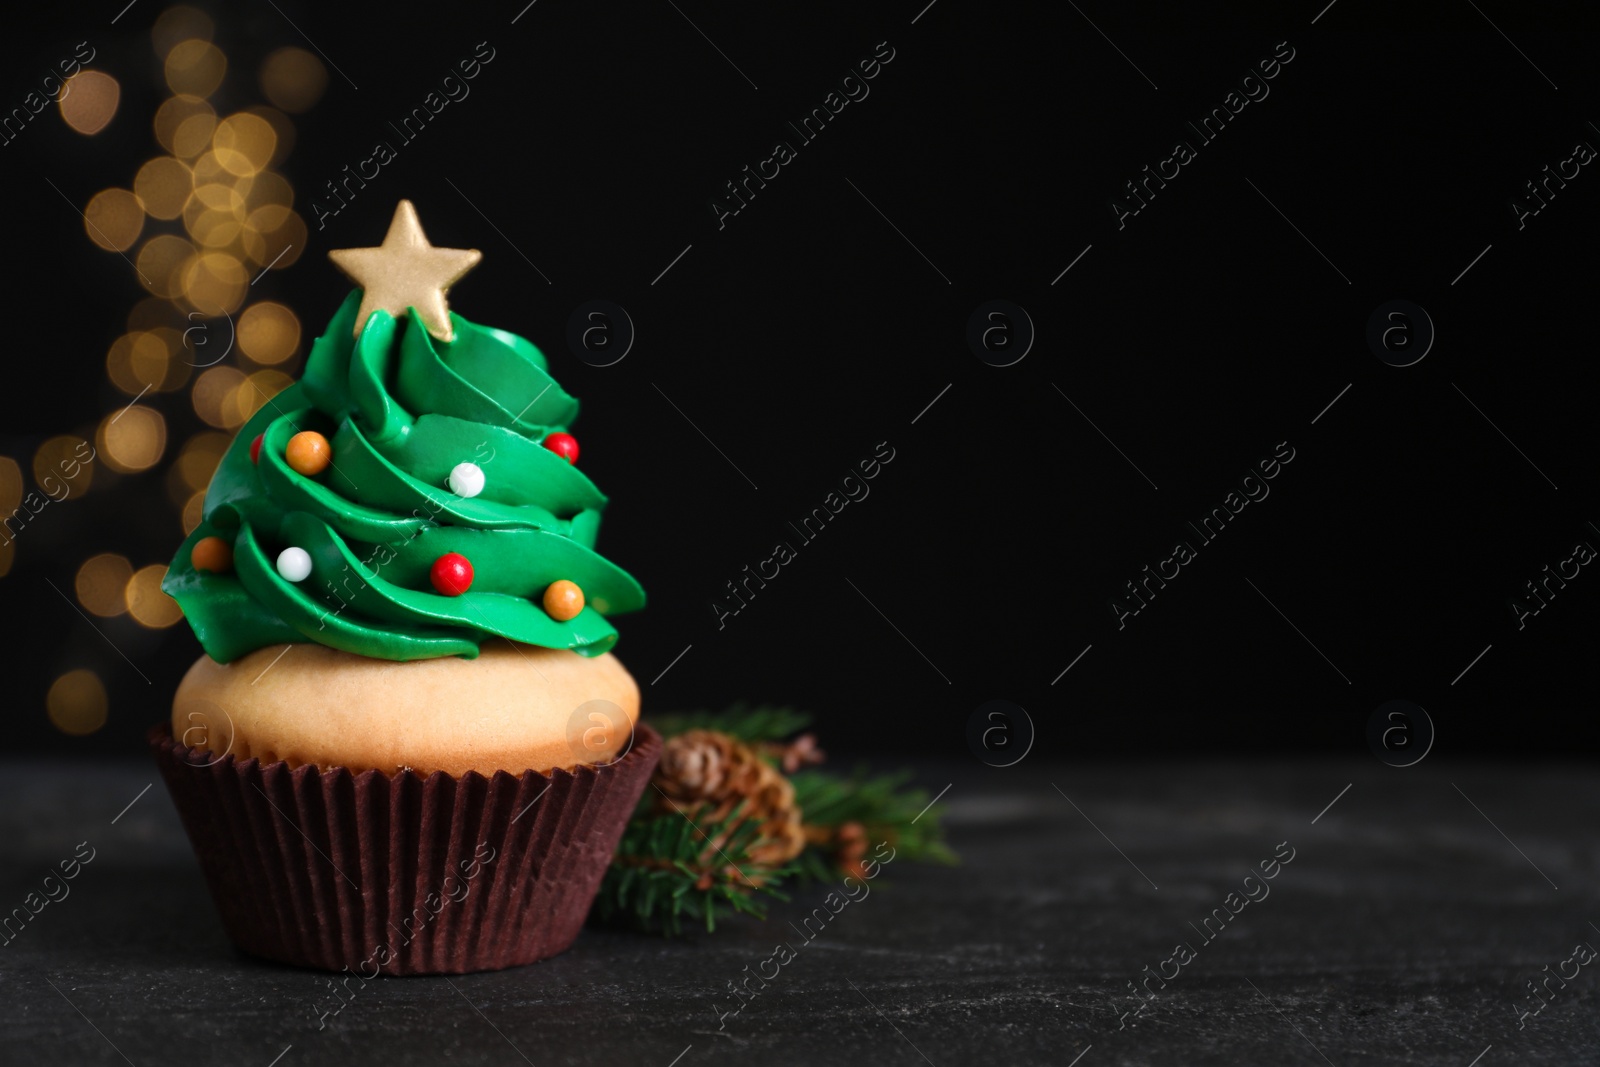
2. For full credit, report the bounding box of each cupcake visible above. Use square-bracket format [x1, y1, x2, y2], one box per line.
[151, 201, 658, 975]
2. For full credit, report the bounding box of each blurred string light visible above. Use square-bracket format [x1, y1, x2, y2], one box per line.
[75, 554, 134, 616]
[126, 563, 184, 627]
[33, 5, 329, 727]
[0, 456, 20, 577]
[59, 70, 120, 135]
[47, 669, 108, 735]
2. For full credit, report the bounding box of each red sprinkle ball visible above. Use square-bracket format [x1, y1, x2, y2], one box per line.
[249, 434, 264, 464]
[543, 432, 579, 465]
[429, 552, 474, 596]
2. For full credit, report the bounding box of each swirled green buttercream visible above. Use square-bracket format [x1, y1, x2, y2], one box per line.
[164, 291, 644, 662]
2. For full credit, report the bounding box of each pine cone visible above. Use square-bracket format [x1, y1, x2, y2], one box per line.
[654, 729, 744, 806]
[759, 732, 827, 773]
[654, 730, 806, 877]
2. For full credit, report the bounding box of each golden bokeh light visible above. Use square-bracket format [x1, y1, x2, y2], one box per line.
[126, 564, 184, 627]
[165, 39, 227, 98]
[1, 455, 20, 574]
[136, 234, 197, 299]
[176, 431, 230, 490]
[0, 455, 21, 511]
[154, 94, 215, 155]
[133, 157, 193, 220]
[238, 302, 300, 364]
[47, 670, 108, 736]
[180, 251, 248, 315]
[173, 111, 218, 158]
[84, 188, 144, 252]
[106, 328, 190, 395]
[192, 366, 246, 428]
[248, 106, 296, 167]
[76, 553, 133, 616]
[259, 47, 328, 113]
[152, 5, 214, 57]
[190, 149, 244, 189]
[232, 369, 294, 425]
[212, 112, 276, 176]
[241, 205, 305, 270]
[59, 71, 120, 135]
[245, 169, 293, 210]
[97, 405, 168, 474]
[33, 436, 94, 496]
[182, 489, 207, 533]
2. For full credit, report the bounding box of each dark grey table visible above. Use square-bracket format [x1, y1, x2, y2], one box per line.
[3, 754, 1595, 1066]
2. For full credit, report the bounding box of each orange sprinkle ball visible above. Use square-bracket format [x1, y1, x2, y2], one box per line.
[543, 579, 585, 621]
[190, 535, 233, 573]
[285, 430, 332, 476]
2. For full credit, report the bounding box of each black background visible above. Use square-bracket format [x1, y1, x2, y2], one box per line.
[3, 0, 1597, 758]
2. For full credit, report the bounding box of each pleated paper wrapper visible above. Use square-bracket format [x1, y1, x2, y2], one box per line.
[150, 721, 660, 975]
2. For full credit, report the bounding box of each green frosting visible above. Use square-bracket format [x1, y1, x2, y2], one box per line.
[163, 291, 644, 662]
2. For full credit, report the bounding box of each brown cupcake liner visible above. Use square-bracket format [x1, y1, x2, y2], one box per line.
[149, 721, 660, 975]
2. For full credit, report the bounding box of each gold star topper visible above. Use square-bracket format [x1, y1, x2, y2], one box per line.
[328, 200, 482, 343]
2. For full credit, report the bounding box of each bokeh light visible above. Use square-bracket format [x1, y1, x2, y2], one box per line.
[106, 329, 190, 395]
[238, 302, 300, 364]
[59, 71, 120, 135]
[76, 553, 133, 616]
[0, 455, 20, 513]
[165, 39, 227, 98]
[259, 47, 328, 113]
[0, 456, 19, 579]
[97, 406, 168, 474]
[213, 112, 276, 176]
[47, 670, 108, 736]
[176, 431, 230, 490]
[192, 366, 247, 428]
[180, 251, 248, 315]
[84, 188, 144, 251]
[126, 564, 184, 627]
[151, 5, 214, 57]
[182, 490, 207, 533]
[242, 205, 305, 270]
[248, 106, 296, 167]
[134, 157, 193, 220]
[232, 369, 294, 424]
[33, 436, 94, 496]
[154, 94, 214, 156]
[136, 234, 197, 298]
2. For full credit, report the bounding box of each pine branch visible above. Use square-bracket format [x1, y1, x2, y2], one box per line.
[598, 704, 958, 933]
[790, 767, 958, 874]
[650, 702, 812, 744]
[592, 799, 796, 936]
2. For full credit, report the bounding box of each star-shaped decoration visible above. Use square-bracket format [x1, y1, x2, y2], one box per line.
[328, 200, 482, 343]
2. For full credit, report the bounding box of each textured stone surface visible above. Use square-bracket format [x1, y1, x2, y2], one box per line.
[3, 754, 1595, 1066]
